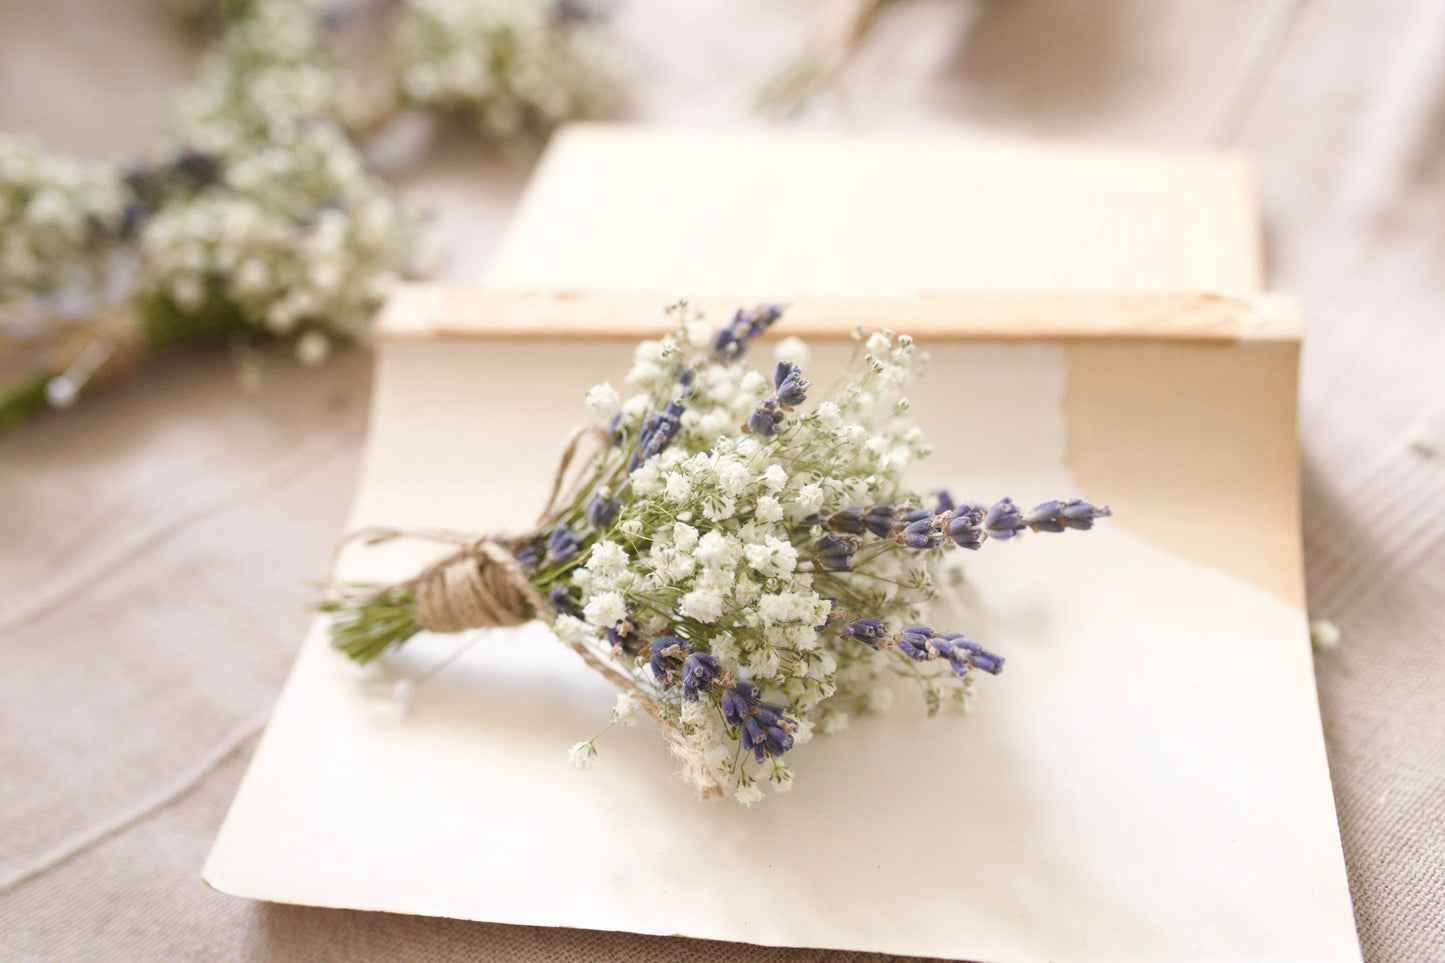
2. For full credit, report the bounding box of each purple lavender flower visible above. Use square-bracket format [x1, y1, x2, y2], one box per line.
[774, 361, 811, 408]
[825, 508, 866, 535]
[629, 399, 686, 470]
[896, 625, 935, 659]
[546, 524, 579, 562]
[842, 617, 890, 647]
[648, 636, 690, 688]
[514, 542, 543, 571]
[712, 303, 786, 360]
[945, 503, 986, 550]
[863, 504, 896, 538]
[934, 489, 956, 512]
[892, 626, 1006, 677]
[1025, 498, 1112, 532]
[606, 620, 641, 655]
[551, 0, 595, 21]
[931, 633, 1005, 676]
[721, 681, 796, 762]
[682, 652, 722, 700]
[827, 505, 894, 537]
[587, 493, 621, 529]
[899, 515, 945, 550]
[747, 397, 785, 437]
[814, 532, 858, 570]
[549, 585, 583, 619]
[982, 497, 1027, 540]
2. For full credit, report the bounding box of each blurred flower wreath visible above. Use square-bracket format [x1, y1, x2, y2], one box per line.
[0, 0, 620, 430]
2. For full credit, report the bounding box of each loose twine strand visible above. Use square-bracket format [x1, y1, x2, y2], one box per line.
[323, 424, 725, 800]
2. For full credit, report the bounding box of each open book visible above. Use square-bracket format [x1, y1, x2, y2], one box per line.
[205, 126, 1359, 963]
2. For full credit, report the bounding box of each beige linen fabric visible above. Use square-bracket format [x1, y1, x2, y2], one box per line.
[1, 1, 1442, 961]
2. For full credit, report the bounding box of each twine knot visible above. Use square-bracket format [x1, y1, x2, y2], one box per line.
[412, 540, 540, 633]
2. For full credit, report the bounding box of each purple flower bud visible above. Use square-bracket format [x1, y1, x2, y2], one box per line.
[629, 400, 686, 470]
[814, 532, 858, 570]
[935, 633, 1005, 675]
[552, 0, 595, 22]
[1057, 498, 1111, 531]
[774, 361, 811, 407]
[826, 508, 866, 535]
[945, 503, 986, 550]
[747, 397, 785, 437]
[934, 489, 956, 512]
[712, 327, 742, 360]
[900, 507, 932, 524]
[587, 493, 621, 529]
[843, 617, 890, 647]
[896, 625, 935, 659]
[606, 621, 641, 655]
[712, 303, 786, 360]
[547, 524, 579, 562]
[514, 542, 543, 570]
[720, 682, 755, 726]
[548, 585, 583, 618]
[983, 497, 1027, 540]
[648, 636, 689, 688]
[682, 652, 721, 699]
[720, 680, 797, 761]
[899, 515, 945, 549]
[758, 724, 794, 762]
[863, 504, 896, 538]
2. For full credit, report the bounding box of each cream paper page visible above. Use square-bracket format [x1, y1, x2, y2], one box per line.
[486, 126, 1263, 296]
[205, 338, 1359, 962]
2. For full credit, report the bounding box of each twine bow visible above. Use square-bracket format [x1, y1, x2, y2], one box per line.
[323, 424, 725, 800]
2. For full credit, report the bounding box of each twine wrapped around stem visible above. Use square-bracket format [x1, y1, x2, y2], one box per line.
[322, 425, 726, 800]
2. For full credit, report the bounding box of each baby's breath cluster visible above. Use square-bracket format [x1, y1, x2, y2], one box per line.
[2, 0, 620, 428]
[393, 0, 620, 138]
[326, 303, 1110, 805]
[135, 0, 420, 349]
[0, 136, 129, 306]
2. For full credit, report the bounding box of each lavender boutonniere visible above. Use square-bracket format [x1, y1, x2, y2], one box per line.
[322, 303, 1109, 805]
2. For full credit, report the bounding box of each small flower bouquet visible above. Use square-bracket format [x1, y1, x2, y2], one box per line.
[323, 303, 1108, 805]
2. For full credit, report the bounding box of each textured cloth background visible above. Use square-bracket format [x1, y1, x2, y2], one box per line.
[2, 1, 1442, 961]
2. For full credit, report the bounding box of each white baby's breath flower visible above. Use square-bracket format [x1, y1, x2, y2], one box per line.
[583, 590, 627, 628]
[585, 540, 628, 581]
[680, 589, 725, 623]
[695, 530, 741, 567]
[672, 522, 699, 553]
[734, 780, 764, 806]
[754, 495, 784, 524]
[664, 471, 693, 503]
[627, 361, 663, 387]
[629, 461, 664, 496]
[773, 335, 810, 368]
[568, 741, 598, 770]
[718, 461, 752, 496]
[797, 483, 825, 514]
[585, 382, 620, 418]
[760, 464, 788, 492]
[684, 319, 713, 348]
[611, 692, 641, 726]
